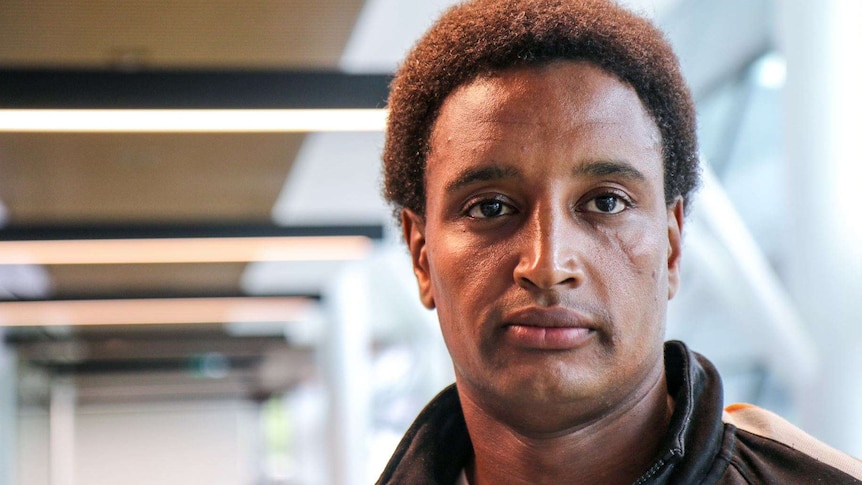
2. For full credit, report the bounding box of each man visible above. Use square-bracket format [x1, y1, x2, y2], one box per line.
[377, 0, 862, 483]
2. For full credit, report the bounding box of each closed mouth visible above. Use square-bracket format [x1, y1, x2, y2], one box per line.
[502, 306, 597, 330]
[501, 306, 598, 350]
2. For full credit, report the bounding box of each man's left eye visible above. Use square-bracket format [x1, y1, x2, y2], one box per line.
[466, 199, 515, 218]
[583, 195, 628, 214]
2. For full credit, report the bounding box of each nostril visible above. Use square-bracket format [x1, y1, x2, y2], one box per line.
[516, 269, 581, 291]
[560, 276, 578, 286]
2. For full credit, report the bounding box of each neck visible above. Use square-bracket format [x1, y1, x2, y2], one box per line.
[460, 369, 673, 485]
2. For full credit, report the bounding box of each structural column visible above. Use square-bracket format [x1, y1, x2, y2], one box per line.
[0, 330, 17, 485]
[50, 377, 76, 485]
[778, 0, 862, 456]
[324, 262, 372, 485]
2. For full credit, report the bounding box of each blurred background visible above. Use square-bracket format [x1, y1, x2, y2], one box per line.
[0, 0, 860, 484]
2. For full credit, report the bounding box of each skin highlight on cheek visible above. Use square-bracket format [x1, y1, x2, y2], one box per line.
[584, 225, 659, 310]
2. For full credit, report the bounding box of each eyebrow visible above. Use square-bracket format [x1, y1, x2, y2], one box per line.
[444, 165, 521, 193]
[573, 160, 647, 182]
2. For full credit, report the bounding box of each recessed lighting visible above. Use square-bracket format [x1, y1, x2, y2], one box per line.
[0, 296, 313, 327]
[0, 109, 387, 132]
[0, 235, 374, 265]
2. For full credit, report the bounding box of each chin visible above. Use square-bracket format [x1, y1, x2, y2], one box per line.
[487, 381, 613, 435]
[474, 362, 611, 411]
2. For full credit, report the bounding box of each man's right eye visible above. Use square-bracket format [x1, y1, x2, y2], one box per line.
[466, 200, 515, 219]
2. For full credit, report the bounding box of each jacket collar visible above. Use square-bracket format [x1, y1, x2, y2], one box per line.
[638, 340, 727, 483]
[376, 341, 727, 484]
[376, 382, 471, 484]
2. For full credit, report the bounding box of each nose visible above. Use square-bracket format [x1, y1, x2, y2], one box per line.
[513, 205, 585, 291]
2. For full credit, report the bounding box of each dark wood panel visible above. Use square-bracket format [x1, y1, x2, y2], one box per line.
[45, 263, 249, 298]
[0, 132, 303, 223]
[0, 0, 366, 69]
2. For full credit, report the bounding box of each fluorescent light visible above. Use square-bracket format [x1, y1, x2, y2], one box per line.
[0, 296, 312, 327]
[0, 236, 374, 265]
[0, 109, 387, 132]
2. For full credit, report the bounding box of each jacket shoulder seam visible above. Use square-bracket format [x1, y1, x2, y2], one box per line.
[723, 404, 862, 480]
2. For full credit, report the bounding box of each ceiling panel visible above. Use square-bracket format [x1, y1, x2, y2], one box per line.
[0, 0, 366, 69]
[45, 263, 249, 299]
[0, 132, 302, 223]
[13, 328, 311, 405]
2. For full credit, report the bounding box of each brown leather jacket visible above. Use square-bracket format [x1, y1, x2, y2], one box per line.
[376, 341, 862, 484]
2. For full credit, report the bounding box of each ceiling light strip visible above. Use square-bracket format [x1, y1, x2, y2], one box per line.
[0, 109, 387, 132]
[0, 235, 374, 265]
[0, 296, 313, 327]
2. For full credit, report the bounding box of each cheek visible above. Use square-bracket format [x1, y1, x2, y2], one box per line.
[427, 235, 493, 322]
[426, 231, 515, 356]
[590, 221, 669, 368]
[429, 231, 508, 294]
[594, 219, 669, 310]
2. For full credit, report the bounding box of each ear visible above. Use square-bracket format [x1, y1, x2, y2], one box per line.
[666, 198, 684, 300]
[401, 209, 435, 309]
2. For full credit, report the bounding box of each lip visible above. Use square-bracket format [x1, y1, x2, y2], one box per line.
[501, 306, 597, 350]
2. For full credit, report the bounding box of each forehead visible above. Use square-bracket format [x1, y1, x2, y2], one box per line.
[425, 60, 662, 179]
[431, 60, 659, 138]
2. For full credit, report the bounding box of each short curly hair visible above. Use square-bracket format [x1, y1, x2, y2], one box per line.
[383, 0, 699, 219]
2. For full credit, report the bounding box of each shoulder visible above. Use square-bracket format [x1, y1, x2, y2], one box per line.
[721, 403, 862, 484]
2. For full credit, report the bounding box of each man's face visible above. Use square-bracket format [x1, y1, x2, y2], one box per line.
[402, 61, 684, 431]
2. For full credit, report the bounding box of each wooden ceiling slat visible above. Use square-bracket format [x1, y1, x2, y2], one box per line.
[0, 132, 303, 223]
[45, 264, 249, 299]
[0, 0, 367, 69]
